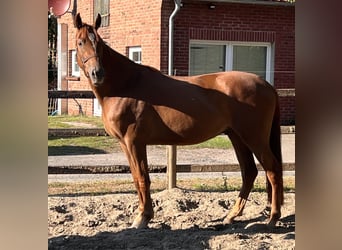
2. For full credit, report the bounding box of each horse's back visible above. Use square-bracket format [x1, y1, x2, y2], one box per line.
[179, 71, 274, 96]
[179, 71, 278, 135]
[176, 71, 277, 112]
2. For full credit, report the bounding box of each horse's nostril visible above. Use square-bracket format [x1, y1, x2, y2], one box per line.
[91, 68, 104, 78]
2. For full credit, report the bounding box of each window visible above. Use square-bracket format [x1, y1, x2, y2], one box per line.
[190, 44, 225, 75]
[190, 41, 273, 83]
[94, 0, 110, 27]
[128, 47, 142, 64]
[231, 45, 269, 81]
[71, 50, 80, 77]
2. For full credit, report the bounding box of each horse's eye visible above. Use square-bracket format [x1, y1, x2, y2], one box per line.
[78, 40, 84, 47]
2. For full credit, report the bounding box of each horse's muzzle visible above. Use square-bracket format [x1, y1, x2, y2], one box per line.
[89, 67, 105, 86]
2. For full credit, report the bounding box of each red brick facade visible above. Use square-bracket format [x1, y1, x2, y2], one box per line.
[58, 0, 295, 124]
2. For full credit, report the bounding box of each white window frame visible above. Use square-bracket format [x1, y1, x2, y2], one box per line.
[71, 50, 80, 77]
[189, 40, 274, 84]
[128, 46, 142, 64]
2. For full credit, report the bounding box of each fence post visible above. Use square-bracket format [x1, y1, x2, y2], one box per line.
[167, 145, 177, 189]
[57, 23, 68, 114]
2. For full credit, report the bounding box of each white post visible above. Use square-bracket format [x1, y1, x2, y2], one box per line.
[57, 23, 68, 115]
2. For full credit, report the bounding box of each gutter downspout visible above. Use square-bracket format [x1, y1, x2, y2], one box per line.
[167, 0, 181, 189]
[168, 0, 182, 75]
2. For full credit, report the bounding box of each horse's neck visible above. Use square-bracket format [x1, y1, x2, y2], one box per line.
[103, 43, 137, 78]
[93, 42, 139, 101]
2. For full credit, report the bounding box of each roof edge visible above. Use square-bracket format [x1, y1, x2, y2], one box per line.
[182, 0, 295, 6]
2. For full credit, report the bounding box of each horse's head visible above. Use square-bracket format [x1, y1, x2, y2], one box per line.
[74, 13, 105, 86]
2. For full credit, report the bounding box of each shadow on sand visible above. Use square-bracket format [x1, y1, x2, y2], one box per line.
[48, 145, 107, 156]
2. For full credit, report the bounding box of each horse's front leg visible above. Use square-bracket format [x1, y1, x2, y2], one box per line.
[119, 141, 154, 229]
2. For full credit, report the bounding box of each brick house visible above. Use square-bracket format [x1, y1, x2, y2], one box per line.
[57, 0, 295, 124]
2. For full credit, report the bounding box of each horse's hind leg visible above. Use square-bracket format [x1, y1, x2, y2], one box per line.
[225, 131, 258, 224]
[252, 145, 283, 226]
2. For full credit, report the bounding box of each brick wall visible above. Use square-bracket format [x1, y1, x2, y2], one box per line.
[101, 0, 162, 68]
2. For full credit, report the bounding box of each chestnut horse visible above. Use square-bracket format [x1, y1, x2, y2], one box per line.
[74, 13, 283, 229]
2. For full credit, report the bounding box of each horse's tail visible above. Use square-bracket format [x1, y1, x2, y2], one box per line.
[266, 94, 284, 205]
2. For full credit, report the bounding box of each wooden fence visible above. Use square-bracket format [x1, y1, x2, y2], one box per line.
[48, 89, 295, 99]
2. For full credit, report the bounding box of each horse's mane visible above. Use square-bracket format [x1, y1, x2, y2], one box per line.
[80, 24, 159, 74]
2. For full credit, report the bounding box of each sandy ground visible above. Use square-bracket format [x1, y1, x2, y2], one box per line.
[48, 133, 295, 249]
[48, 189, 295, 249]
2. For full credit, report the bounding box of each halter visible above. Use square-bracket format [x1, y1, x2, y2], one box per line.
[77, 51, 99, 78]
[81, 54, 99, 65]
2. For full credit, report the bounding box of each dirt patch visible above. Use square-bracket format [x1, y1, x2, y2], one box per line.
[61, 122, 98, 128]
[48, 189, 295, 249]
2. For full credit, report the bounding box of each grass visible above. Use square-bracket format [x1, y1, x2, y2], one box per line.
[48, 115, 104, 128]
[48, 136, 232, 154]
[48, 179, 133, 196]
[48, 115, 233, 155]
[188, 176, 295, 193]
[48, 136, 120, 155]
[181, 135, 232, 149]
[48, 115, 117, 154]
[48, 176, 295, 196]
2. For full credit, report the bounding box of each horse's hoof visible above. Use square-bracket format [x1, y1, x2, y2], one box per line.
[267, 216, 280, 228]
[223, 216, 234, 224]
[267, 212, 281, 228]
[130, 222, 148, 229]
[130, 215, 150, 229]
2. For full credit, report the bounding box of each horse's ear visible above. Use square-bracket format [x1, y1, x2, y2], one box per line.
[74, 13, 83, 29]
[95, 13, 101, 30]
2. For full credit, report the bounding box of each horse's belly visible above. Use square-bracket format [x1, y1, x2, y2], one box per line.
[149, 107, 228, 145]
